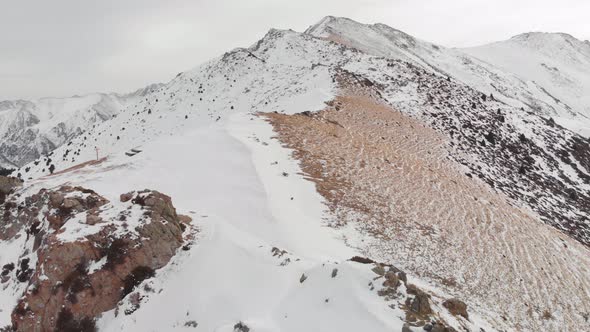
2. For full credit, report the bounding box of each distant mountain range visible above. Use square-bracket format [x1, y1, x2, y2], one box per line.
[0, 83, 163, 169]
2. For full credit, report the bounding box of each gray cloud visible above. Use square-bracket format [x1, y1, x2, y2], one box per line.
[0, 0, 588, 99]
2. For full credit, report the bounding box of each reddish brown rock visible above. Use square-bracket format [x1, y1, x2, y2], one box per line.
[1, 187, 187, 332]
[120, 192, 133, 203]
[178, 214, 193, 224]
[85, 213, 103, 225]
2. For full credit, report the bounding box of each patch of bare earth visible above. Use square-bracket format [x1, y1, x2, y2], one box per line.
[262, 80, 590, 331]
[45, 157, 108, 177]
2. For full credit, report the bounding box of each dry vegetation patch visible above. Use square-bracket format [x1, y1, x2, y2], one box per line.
[263, 81, 590, 331]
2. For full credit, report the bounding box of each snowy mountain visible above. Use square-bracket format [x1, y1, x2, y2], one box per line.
[1, 16, 590, 332]
[0, 84, 163, 170]
[307, 16, 590, 137]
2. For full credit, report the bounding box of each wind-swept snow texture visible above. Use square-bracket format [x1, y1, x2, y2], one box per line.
[4, 17, 590, 332]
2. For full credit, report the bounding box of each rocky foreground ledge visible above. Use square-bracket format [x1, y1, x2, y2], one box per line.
[0, 179, 191, 331]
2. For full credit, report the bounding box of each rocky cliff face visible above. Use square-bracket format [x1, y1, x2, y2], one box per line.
[0, 186, 189, 331]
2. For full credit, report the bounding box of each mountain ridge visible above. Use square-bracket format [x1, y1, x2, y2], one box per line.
[306, 16, 590, 137]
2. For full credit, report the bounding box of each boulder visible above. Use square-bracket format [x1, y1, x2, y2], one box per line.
[178, 214, 193, 223]
[383, 271, 400, 288]
[442, 298, 468, 319]
[120, 192, 133, 203]
[410, 292, 432, 316]
[405, 284, 432, 316]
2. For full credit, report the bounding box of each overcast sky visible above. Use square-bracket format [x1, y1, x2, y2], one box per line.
[1, 0, 588, 100]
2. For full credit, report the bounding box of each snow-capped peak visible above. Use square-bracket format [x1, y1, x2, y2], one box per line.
[464, 31, 590, 135]
[491, 31, 590, 63]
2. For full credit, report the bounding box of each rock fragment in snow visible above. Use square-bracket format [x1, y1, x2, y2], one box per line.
[443, 298, 469, 319]
[233, 321, 250, 332]
[299, 273, 308, 283]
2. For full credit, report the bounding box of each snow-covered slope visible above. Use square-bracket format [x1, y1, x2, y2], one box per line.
[0, 84, 162, 169]
[2, 17, 590, 332]
[306, 16, 590, 136]
[463, 32, 590, 136]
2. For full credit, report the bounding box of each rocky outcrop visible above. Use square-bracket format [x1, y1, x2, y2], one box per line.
[357, 258, 461, 331]
[0, 186, 189, 331]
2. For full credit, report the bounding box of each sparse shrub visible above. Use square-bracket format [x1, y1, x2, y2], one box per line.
[131, 194, 146, 206]
[121, 266, 155, 299]
[62, 262, 93, 304]
[56, 308, 97, 332]
[1, 263, 15, 276]
[16, 258, 33, 282]
[184, 320, 198, 328]
[13, 301, 30, 317]
[542, 309, 553, 320]
[233, 321, 250, 332]
[27, 221, 41, 236]
[101, 238, 128, 270]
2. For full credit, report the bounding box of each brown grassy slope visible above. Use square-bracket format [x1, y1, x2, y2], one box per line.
[263, 91, 590, 331]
